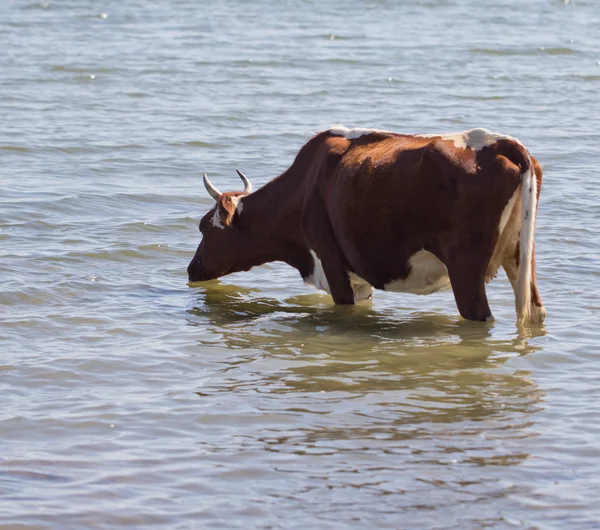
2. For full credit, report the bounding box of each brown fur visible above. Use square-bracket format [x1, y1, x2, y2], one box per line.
[188, 129, 545, 324]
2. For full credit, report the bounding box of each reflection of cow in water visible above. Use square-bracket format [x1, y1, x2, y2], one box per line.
[186, 283, 544, 503]
[188, 126, 545, 326]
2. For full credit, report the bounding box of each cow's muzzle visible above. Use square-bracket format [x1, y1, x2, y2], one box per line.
[187, 261, 206, 283]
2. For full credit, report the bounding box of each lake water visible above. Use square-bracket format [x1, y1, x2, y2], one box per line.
[1, 0, 600, 528]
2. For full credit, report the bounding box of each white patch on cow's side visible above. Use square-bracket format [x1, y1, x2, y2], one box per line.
[211, 207, 224, 229]
[348, 272, 374, 301]
[384, 250, 451, 295]
[304, 250, 331, 293]
[329, 124, 392, 140]
[417, 128, 522, 151]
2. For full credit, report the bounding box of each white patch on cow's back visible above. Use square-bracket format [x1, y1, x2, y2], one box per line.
[304, 250, 330, 293]
[329, 124, 392, 140]
[417, 128, 522, 151]
[331, 125, 524, 152]
[348, 272, 374, 301]
[384, 250, 451, 295]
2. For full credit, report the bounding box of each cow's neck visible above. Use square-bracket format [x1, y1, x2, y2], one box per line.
[239, 168, 312, 277]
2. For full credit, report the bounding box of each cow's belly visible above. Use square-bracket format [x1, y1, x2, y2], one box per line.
[383, 250, 451, 295]
[305, 249, 451, 300]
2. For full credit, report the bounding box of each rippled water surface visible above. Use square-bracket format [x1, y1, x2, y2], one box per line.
[2, 0, 600, 528]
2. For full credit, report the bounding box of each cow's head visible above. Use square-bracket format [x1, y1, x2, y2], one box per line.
[187, 170, 257, 282]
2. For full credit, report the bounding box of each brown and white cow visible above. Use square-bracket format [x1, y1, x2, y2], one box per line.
[188, 126, 546, 325]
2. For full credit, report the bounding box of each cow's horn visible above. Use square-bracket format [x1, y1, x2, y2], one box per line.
[203, 173, 221, 200]
[236, 169, 253, 194]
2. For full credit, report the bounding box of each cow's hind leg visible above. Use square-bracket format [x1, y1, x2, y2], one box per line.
[446, 248, 493, 322]
[502, 247, 546, 325]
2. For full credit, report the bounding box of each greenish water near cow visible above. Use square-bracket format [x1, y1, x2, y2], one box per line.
[1, 0, 599, 527]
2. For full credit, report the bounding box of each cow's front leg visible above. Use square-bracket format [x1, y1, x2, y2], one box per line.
[302, 200, 355, 304]
[446, 248, 493, 322]
[321, 256, 355, 304]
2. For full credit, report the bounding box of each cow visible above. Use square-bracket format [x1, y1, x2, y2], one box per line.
[187, 126, 546, 326]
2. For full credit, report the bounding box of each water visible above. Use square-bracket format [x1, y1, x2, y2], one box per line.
[1, 0, 599, 527]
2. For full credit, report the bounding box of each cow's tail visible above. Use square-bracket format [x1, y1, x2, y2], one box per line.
[515, 148, 536, 326]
